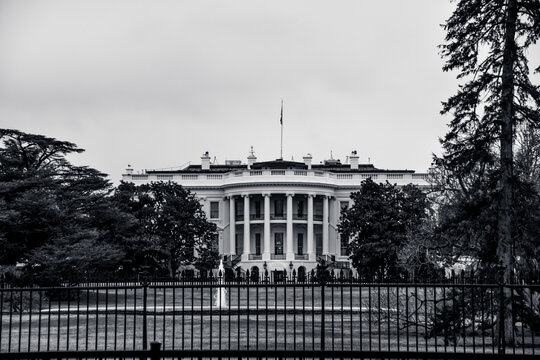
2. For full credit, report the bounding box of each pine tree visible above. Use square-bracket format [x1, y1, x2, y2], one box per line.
[440, 0, 540, 345]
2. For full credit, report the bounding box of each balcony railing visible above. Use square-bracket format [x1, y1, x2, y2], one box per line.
[250, 213, 263, 220]
[314, 214, 324, 221]
[248, 254, 262, 260]
[270, 213, 286, 220]
[271, 254, 286, 260]
[126, 170, 430, 184]
[295, 254, 308, 260]
[293, 214, 307, 220]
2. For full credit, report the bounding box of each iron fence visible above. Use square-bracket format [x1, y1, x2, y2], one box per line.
[0, 274, 539, 358]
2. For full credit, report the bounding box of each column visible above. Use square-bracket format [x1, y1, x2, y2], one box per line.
[323, 195, 329, 255]
[286, 193, 294, 260]
[263, 193, 271, 260]
[307, 193, 314, 261]
[242, 194, 250, 260]
[229, 196, 235, 256]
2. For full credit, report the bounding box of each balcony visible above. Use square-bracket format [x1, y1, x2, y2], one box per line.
[271, 254, 286, 260]
[248, 254, 262, 260]
[295, 254, 308, 260]
[250, 213, 264, 220]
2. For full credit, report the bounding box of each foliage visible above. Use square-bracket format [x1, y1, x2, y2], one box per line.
[430, 158, 540, 272]
[439, 0, 540, 275]
[113, 181, 219, 277]
[439, 1, 540, 343]
[0, 129, 126, 285]
[338, 178, 430, 278]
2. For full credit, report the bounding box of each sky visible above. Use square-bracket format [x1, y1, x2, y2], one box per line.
[1, 0, 465, 182]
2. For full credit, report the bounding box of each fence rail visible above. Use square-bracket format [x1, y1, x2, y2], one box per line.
[1, 275, 539, 358]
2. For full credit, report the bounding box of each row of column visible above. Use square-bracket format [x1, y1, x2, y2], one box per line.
[228, 193, 329, 261]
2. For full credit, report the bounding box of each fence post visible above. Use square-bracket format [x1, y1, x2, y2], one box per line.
[320, 278, 325, 352]
[150, 341, 161, 360]
[142, 279, 149, 350]
[497, 268, 505, 355]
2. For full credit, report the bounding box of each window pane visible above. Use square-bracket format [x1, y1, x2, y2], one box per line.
[274, 233, 283, 255]
[235, 234, 243, 255]
[297, 201, 304, 216]
[341, 234, 349, 256]
[275, 200, 284, 217]
[210, 201, 219, 219]
[255, 233, 261, 255]
[315, 234, 322, 255]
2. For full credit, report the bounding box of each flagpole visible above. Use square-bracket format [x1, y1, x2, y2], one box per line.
[280, 100, 283, 160]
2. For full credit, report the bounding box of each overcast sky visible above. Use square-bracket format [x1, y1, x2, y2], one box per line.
[1, 1, 470, 182]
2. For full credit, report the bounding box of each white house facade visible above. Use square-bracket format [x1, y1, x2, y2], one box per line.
[122, 151, 429, 279]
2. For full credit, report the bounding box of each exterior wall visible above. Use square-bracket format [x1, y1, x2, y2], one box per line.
[123, 166, 429, 273]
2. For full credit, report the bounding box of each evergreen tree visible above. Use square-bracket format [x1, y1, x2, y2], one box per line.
[0, 129, 126, 284]
[440, 0, 540, 277]
[439, 0, 540, 344]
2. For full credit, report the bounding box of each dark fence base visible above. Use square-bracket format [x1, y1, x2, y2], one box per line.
[1, 348, 539, 360]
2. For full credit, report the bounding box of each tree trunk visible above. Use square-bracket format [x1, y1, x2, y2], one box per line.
[497, 0, 518, 347]
[168, 255, 176, 278]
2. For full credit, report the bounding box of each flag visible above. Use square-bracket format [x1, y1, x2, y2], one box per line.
[280, 100, 283, 125]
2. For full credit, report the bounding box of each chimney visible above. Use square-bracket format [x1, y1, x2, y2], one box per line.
[201, 151, 211, 170]
[247, 146, 257, 168]
[303, 153, 313, 169]
[350, 150, 359, 170]
[125, 164, 134, 175]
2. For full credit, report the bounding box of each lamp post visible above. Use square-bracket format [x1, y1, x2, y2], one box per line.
[289, 261, 293, 281]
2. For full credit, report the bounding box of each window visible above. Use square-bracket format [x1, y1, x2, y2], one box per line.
[315, 234, 323, 256]
[235, 234, 243, 255]
[297, 201, 304, 217]
[255, 200, 261, 219]
[340, 201, 349, 210]
[297, 233, 304, 254]
[255, 233, 261, 255]
[274, 199, 284, 217]
[340, 234, 349, 256]
[314, 200, 323, 217]
[235, 200, 243, 220]
[274, 233, 284, 255]
[210, 201, 219, 219]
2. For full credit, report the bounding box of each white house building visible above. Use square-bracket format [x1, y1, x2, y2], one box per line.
[122, 150, 429, 279]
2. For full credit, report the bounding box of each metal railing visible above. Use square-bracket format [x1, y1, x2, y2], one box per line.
[1, 273, 539, 357]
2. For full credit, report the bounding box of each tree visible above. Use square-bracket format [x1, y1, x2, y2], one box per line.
[440, 0, 540, 279]
[440, 0, 540, 343]
[0, 129, 126, 284]
[114, 181, 219, 278]
[338, 178, 429, 279]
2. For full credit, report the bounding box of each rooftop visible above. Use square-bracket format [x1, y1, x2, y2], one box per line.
[144, 151, 416, 174]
